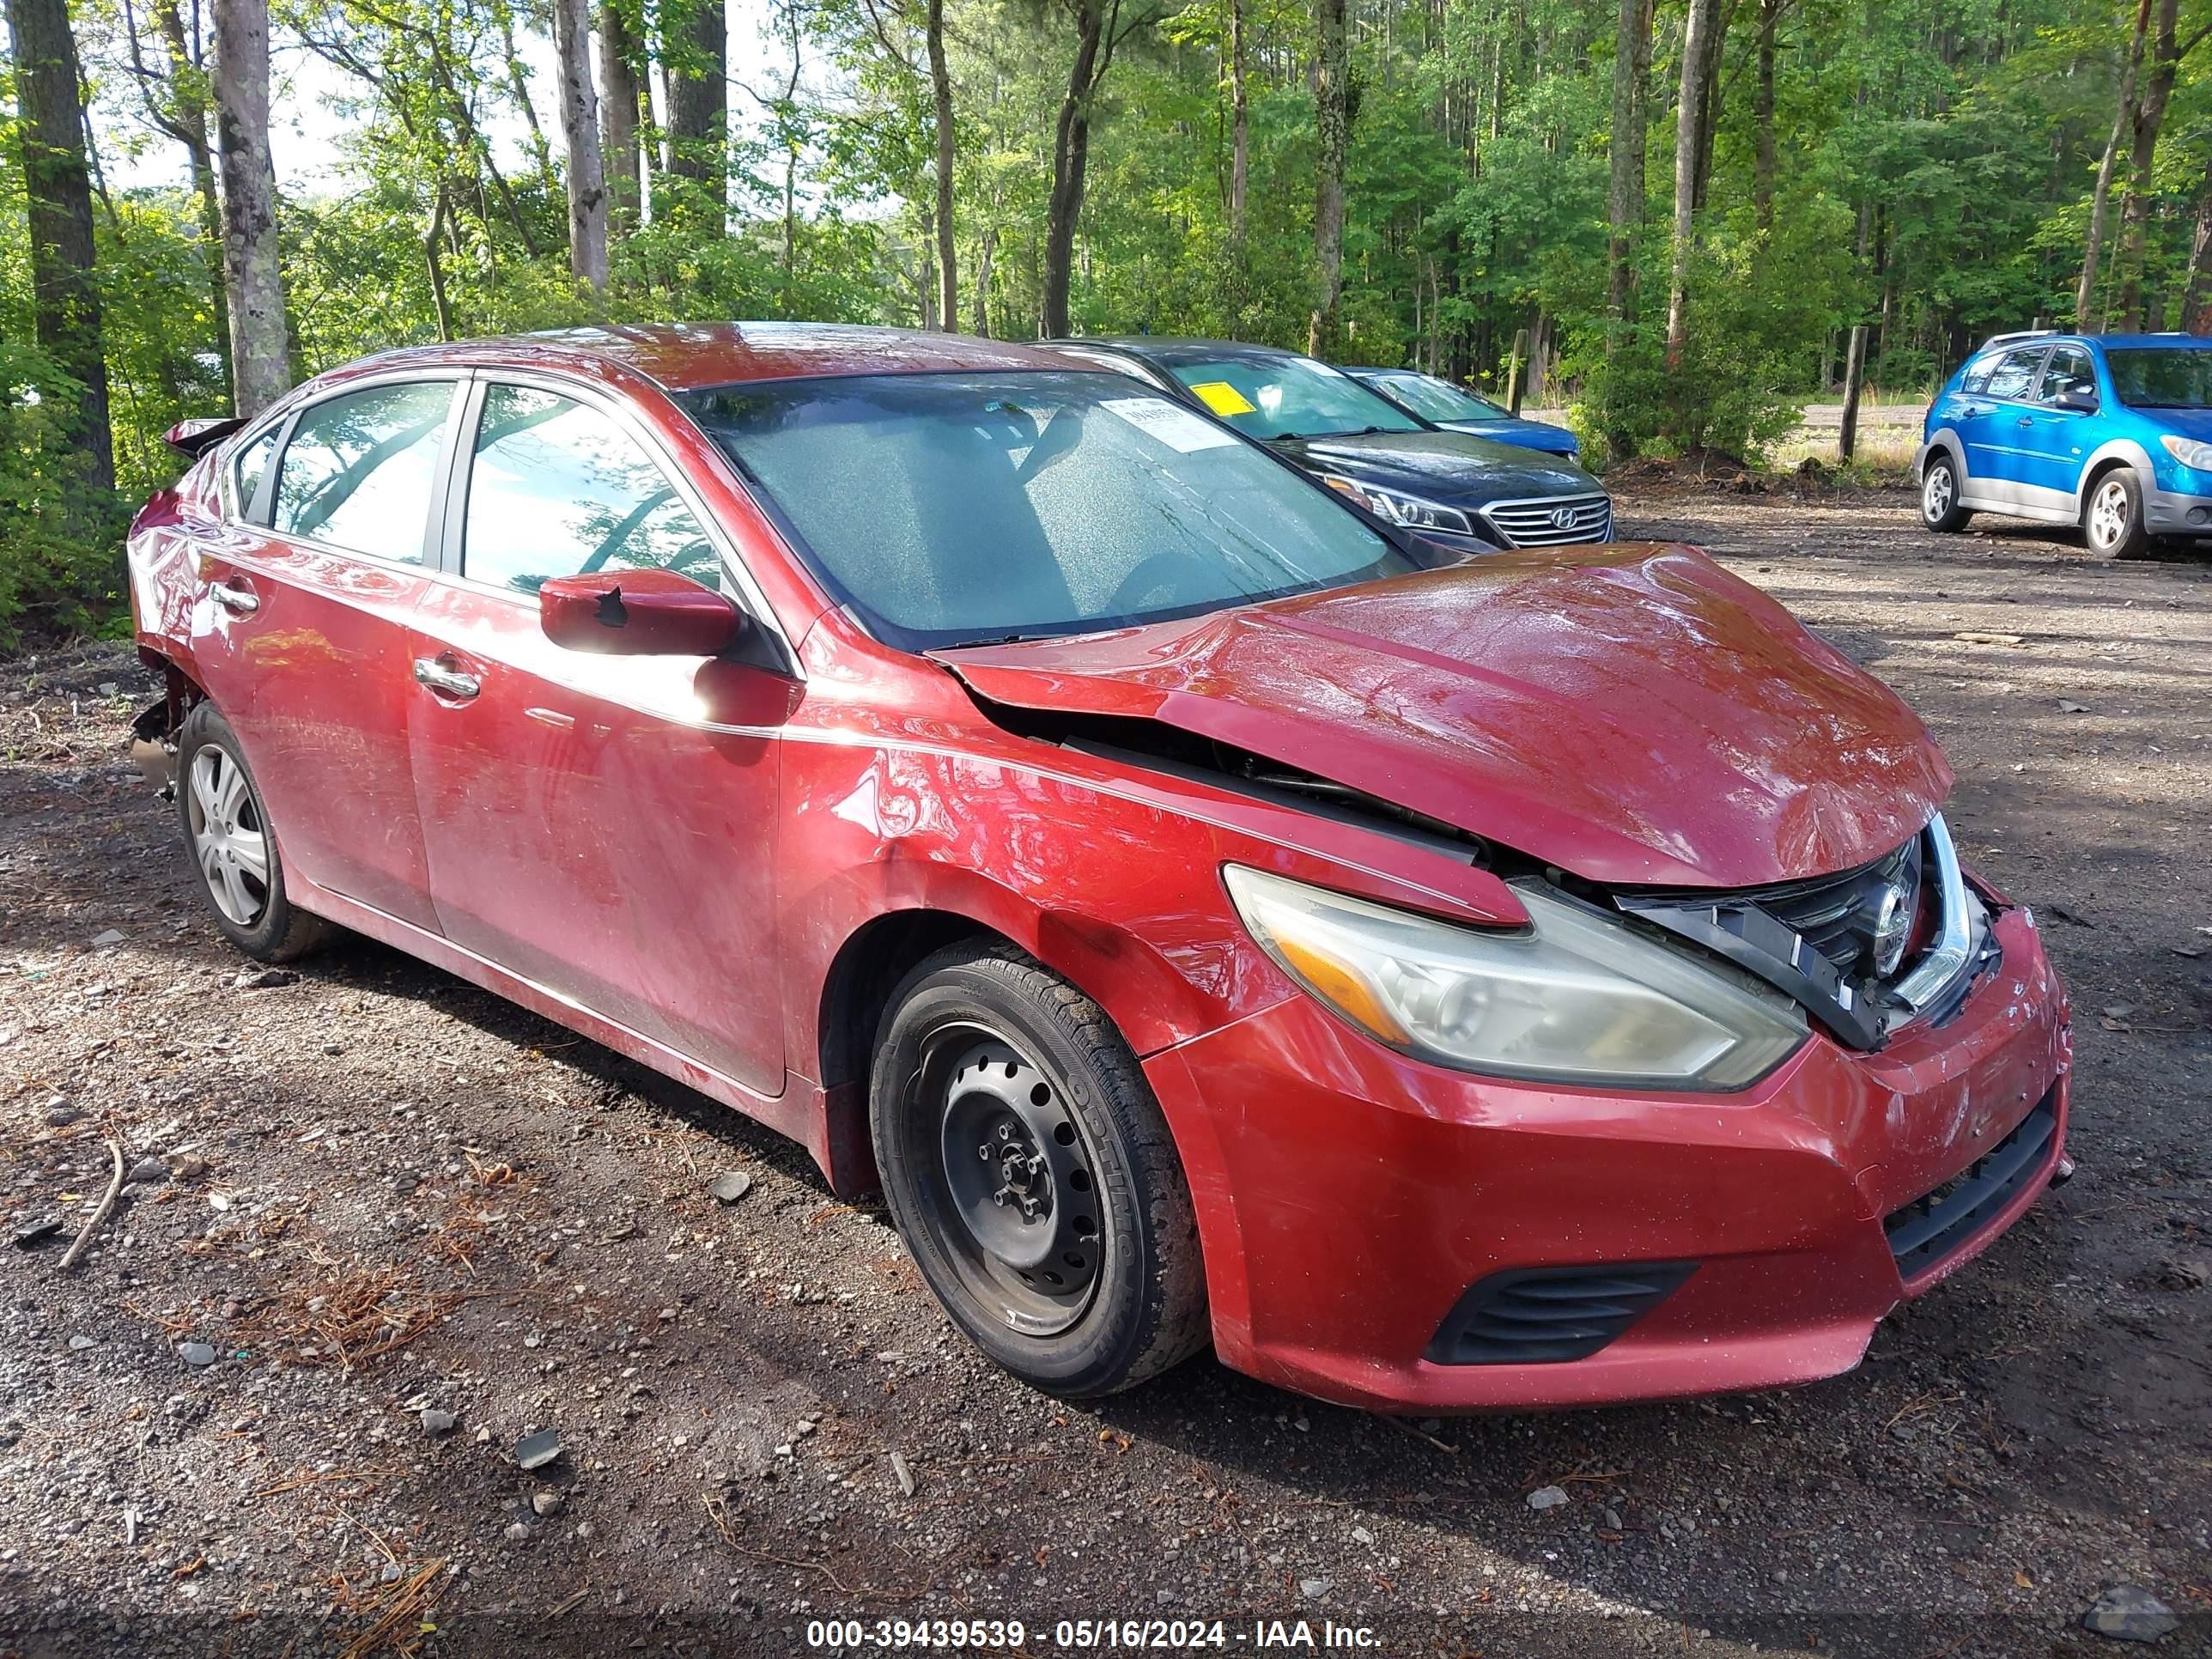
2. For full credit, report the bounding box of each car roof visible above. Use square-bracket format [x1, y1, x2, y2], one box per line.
[1042, 337, 1307, 368]
[1975, 331, 2212, 357]
[317, 322, 1080, 395]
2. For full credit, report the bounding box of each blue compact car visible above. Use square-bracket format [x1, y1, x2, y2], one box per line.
[1344, 367, 1582, 458]
[1917, 331, 2212, 556]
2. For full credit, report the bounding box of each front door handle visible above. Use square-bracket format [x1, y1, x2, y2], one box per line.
[209, 579, 259, 615]
[2017, 416, 2035, 428]
[412, 658, 480, 700]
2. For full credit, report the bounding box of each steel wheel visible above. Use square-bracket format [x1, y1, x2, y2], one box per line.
[2086, 476, 2131, 551]
[186, 744, 270, 927]
[867, 943, 1208, 1396]
[912, 1024, 1104, 1336]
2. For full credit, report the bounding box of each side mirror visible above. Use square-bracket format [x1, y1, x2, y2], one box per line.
[2054, 386, 2100, 414]
[538, 568, 747, 656]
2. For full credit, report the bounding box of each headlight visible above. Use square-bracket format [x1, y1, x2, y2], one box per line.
[2160, 434, 2212, 471]
[1318, 474, 1474, 535]
[1223, 866, 1807, 1090]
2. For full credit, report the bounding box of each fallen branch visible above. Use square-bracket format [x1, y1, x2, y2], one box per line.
[59, 1137, 125, 1271]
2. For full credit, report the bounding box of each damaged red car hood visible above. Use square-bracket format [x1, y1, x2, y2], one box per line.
[932, 543, 1950, 889]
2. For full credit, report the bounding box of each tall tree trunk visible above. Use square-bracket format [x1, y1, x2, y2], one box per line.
[926, 0, 957, 330]
[2115, 0, 2181, 330]
[1688, 0, 1726, 214]
[2078, 0, 2154, 328]
[145, 0, 231, 398]
[1664, 0, 1722, 367]
[1041, 0, 1113, 337]
[972, 222, 997, 335]
[600, 2, 643, 234]
[6, 0, 112, 487]
[1228, 0, 1249, 246]
[1752, 0, 1778, 238]
[499, 10, 561, 200]
[1604, 0, 1652, 343]
[2180, 151, 2212, 333]
[212, 0, 289, 419]
[1307, 0, 1348, 357]
[667, 0, 729, 230]
[551, 0, 609, 290]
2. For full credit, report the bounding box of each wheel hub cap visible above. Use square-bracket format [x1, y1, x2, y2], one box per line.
[187, 747, 270, 927]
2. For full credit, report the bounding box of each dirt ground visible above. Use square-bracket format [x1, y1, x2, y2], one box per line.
[2, 486, 2208, 1659]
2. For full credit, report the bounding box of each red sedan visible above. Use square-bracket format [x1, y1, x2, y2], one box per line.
[127, 325, 2071, 1410]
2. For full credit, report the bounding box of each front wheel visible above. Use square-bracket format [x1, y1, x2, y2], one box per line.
[2081, 468, 2151, 557]
[1921, 453, 1972, 531]
[868, 943, 1209, 1397]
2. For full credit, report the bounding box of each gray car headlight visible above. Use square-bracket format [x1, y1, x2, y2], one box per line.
[1317, 474, 1474, 535]
[1224, 866, 1807, 1090]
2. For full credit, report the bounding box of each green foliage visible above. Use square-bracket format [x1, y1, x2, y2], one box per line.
[2, 0, 2207, 643]
[0, 341, 130, 647]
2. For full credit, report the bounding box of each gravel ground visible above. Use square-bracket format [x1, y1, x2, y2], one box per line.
[2, 486, 2208, 1658]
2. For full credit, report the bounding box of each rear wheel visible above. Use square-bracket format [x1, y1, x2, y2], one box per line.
[2081, 467, 2151, 558]
[176, 701, 325, 963]
[1920, 453, 1972, 531]
[868, 943, 1208, 1397]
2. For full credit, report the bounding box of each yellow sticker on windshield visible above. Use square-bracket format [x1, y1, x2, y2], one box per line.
[1188, 380, 1257, 417]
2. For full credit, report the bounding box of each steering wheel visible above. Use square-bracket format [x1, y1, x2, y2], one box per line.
[1103, 550, 1210, 617]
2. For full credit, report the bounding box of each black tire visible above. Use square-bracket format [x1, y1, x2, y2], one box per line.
[868, 942, 1209, 1397]
[2081, 466, 2152, 558]
[175, 700, 326, 963]
[1920, 452, 1972, 532]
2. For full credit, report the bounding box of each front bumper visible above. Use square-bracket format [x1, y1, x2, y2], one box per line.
[2144, 482, 2212, 536]
[1143, 903, 2069, 1412]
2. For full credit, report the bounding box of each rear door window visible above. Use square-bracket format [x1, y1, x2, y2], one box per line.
[459, 384, 722, 596]
[229, 425, 280, 522]
[1981, 347, 2050, 403]
[271, 381, 456, 562]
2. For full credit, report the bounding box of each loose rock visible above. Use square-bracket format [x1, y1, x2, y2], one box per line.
[125, 1156, 167, 1186]
[890, 1450, 915, 1498]
[708, 1170, 754, 1205]
[176, 1341, 216, 1368]
[1526, 1486, 1570, 1511]
[2082, 1586, 2179, 1644]
[515, 1428, 563, 1471]
[421, 1408, 459, 1437]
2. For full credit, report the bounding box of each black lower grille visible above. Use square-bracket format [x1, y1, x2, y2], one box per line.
[1884, 1095, 2057, 1278]
[1425, 1262, 1696, 1365]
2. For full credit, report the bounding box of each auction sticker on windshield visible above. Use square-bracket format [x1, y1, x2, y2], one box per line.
[1186, 380, 1259, 417]
[1103, 397, 1243, 452]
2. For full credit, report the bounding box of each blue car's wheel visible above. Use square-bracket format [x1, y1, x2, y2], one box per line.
[2082, 467, 2150, 558]
[1920, 453, 1971, 532]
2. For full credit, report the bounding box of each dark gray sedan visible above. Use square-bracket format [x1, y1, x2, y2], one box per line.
[1040, 337, 1612, 550]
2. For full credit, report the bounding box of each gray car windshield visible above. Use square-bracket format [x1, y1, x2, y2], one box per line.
[1164, 355, 1425, 441]
[680, 371, 1438, 649]
[2106, 348, 2212, 409]
[1370, 372, 1505, 423]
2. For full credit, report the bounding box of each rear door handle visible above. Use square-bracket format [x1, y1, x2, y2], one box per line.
[413, 658, 480, 700]
[209, 579, 259, 615]
[2017, 416, 2035, 428]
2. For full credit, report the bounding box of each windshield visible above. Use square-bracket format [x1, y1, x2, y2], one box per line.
[680, 371, 1441, 650]
[1165, 355, 1425, 441]
[1369, 371, 1504, 423]
[2106, 348, 2212, 409]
